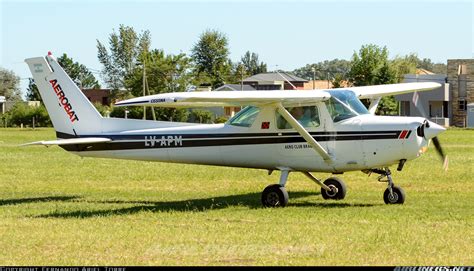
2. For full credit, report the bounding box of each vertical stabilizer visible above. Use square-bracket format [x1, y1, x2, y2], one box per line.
[25, 54, 102, 136]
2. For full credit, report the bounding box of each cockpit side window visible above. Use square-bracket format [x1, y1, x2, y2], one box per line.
[228, 106, 260, 127]
[276, 106, 320, 129]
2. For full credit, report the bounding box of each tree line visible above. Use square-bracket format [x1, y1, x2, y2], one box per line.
[0, 25, 447, 126]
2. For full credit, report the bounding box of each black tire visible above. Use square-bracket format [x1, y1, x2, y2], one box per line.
[383, 186, 405, 204]
[321, 177, 347, 200]
[261, 184, 289, 207]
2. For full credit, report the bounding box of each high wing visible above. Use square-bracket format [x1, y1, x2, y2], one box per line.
[115, 82, 440, 108]
[349, 82, 441, 99]
[115, 90, 331, 108]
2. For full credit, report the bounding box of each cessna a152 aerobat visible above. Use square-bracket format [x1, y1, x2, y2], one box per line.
[24, 53, 448, 207]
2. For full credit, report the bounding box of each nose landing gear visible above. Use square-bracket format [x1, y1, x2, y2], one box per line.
[368, 167, 406, 204]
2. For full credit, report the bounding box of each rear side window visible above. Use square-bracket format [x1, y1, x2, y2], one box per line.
[228, 106, 260, 127]
[276, 106, 320, 129]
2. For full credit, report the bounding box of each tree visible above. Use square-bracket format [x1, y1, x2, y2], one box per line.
[390, 53, 417, 81]
[416, 57, 447, 74]
[26, 78, 41, 102]
[124, 49, 193, 121]
[127, 49, 192, 96]
[348, 44, 396, 86]
[0, 67, 22, 102]
[348, 44, 398, 115]
[431, 63, 447, 74]
[240, 51, 267, 76]
[189, 109, 213, 123]
[293, 59, 351, 81]
[57, 53, 100, 89]
[4, 102, 51, 127]
[331, 73, 345, 88]
[228, 62, 247, 85]
[191, 29, 231, 89]
[97, 25, 151, 97]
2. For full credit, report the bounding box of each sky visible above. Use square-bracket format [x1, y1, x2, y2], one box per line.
[1, 0, 473, 96]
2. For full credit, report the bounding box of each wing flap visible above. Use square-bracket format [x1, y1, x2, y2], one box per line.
[21, 137, 112, 146]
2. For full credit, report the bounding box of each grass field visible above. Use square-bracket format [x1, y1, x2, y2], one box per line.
[0, 128, 473, 266]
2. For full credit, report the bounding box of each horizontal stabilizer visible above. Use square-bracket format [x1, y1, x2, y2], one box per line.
[20, 137, 111, 146]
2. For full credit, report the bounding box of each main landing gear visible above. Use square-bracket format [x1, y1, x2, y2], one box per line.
[368, 167, 405, 204]
[261, 170, 290, 207]
[261, 170, 347, 208]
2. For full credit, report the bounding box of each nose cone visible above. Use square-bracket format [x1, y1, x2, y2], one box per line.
[424, 121, 446, 140]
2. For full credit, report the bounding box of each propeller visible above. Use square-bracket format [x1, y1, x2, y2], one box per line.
[431, 136, 449, 171]
[412, 92, 448, 171]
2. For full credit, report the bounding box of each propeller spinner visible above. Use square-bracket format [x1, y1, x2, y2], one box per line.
[417, 119, 448, 171]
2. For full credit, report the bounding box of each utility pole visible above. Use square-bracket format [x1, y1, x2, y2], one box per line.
[327, 71, 330, 88]
[312, 66, 316, 89]
[142, 55, 156, 120]
[142, 57, 147, 120]
[240, 65, 244, 91]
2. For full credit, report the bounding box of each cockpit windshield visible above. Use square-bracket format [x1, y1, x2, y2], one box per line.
[325, 90, 369, 122]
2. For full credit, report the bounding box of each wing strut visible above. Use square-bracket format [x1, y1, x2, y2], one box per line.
[276, 104, 333, 162]
[368, 97, 381, 115]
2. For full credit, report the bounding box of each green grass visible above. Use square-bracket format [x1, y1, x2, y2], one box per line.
[0, 128, 473, 265]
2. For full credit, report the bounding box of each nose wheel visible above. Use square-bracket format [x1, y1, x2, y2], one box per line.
[371, 167, 406, 204]
[383, 186, 405, 204]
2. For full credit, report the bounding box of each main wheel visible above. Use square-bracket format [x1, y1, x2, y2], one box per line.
[321, 177, 347, 200]
[261, 184, 289, 207]
[383, 186, 405, 204]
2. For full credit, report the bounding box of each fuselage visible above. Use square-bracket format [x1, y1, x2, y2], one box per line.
[61, 105, 429, 173]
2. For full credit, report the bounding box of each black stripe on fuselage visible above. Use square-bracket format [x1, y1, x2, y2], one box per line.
[56, 130, 404, 152]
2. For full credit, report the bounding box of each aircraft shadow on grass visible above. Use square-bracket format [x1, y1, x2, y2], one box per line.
[0, 196, 79, 206]
[28, 191, 378, 219]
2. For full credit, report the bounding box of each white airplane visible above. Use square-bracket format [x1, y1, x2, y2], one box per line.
[24, 53, 447, 207]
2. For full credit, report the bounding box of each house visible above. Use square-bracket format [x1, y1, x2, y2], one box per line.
[447, 59, 474, 127]
[303, 80, 350, 90]
[0, 96, 17, 114]
[214, 84, 256, 92]
[0, 96, 5, 114]
[81, 88, 112, 106]
[395, 72, 450, 126]
[395, 59, 474, 127]
[242, 72, 308, 90]
[467, 103, 474, 127]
